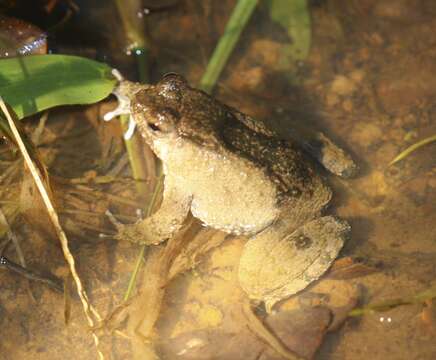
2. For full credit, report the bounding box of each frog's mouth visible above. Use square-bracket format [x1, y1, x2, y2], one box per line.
[103, 91, 137, 140]
[103, 71, 150, 140]
[103, 87, 131, 121]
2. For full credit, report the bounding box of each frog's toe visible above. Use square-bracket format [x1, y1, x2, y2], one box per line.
[238, 216, 350, 312]
[304, 132, 358, 178]
[115, 222, 144, 244]
[114, 221, 165, 245]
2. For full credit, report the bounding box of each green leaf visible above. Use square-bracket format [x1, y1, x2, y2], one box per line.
[266, 0, 311, 62]
[0, 54, 116, 119]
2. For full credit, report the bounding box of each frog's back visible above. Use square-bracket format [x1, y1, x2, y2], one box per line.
[222, 121, 332, 227]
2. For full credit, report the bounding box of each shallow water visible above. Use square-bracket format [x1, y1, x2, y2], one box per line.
[0, 1, 435, 359]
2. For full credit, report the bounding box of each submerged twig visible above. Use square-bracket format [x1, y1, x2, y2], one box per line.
[0, 209, 26, 269]
[0, 98, 104, 360]
[388, 134, 436, 166]
[0, 256, 63, 293]
[0, 208, 36, 300]
[132, 222, 196, 339]
[242, 301, 302, 360]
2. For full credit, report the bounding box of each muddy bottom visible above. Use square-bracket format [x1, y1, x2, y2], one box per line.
[0, 0, 436, 359]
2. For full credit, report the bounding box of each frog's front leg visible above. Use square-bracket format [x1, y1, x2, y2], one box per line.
[115, 177, 192, 245]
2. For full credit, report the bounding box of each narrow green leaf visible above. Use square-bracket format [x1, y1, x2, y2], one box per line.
[388, 134, 436, 166]
[199, 0, 258, 93]
[348, 287, 436, 317]
[266, 0, 311, 62]
[0, 54, 116, 119]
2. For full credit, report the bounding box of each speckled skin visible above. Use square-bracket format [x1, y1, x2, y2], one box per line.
[113, 74, 351, 310]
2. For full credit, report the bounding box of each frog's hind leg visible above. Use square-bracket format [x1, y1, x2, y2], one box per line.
[238, 216, 350, 312]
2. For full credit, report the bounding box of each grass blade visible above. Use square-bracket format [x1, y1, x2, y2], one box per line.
[388, 134, 436, 166]
[266, 0, 311, 61]
[199, 0, 258, 93]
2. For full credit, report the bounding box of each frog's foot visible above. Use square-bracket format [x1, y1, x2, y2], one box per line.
[107, 212, 167, 245]
[115, 221, 166, 245]
[238, 216, 350, 313]
[303, 132, 358, 178]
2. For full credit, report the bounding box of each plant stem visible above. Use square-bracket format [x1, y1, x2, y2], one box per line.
[114, 0, 161, 302]
[114, 0, 151, 196]
[348, 287, 436, 317]
[199, 0, 258, 93]
[114, 0, 150, 82]
[119, 115, 150, 197]
[123, 176, 163, 301]
[114, 0, 148, 51]
[134, 46, 150, 84]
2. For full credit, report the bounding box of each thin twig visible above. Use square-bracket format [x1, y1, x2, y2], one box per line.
[242, 301, 302, 360]
[0, 209, 26, 268]
[0, 208, 35, 300]
[0, 256, 63, 293]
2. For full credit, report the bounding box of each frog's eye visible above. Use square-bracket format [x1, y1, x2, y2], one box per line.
[147, 122, 160, 132]
[158, 73, 187, 100]
[147, 107, 179, 134]
[161, 72, 187, 86]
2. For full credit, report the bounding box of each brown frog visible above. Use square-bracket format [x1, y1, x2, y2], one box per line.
[105, 73, 354, 311]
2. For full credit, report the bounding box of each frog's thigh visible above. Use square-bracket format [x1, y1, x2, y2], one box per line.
[116, 179, 192, 245]
[238, 216, 350, 311]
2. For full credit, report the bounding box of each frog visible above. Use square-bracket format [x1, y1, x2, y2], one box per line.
[104, 73, 355, 311]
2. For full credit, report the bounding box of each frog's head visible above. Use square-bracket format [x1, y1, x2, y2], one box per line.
[107, 72, 225, 153]
[130, 73, 187, 144]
